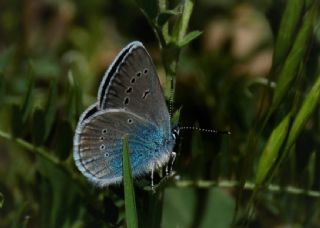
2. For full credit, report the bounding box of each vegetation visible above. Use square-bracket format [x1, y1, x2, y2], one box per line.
[0, 0, 319, 227]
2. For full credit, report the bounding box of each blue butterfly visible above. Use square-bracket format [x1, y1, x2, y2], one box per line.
[73, 41, 178, 187]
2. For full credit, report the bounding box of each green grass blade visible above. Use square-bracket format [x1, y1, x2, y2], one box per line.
[21, 67, 35, 123]
[44, 81, 57, 141]
[273, 0, 304, 67]
[178, 30, 202, 47]
[307, 152, 316, 189]
[0, 74, 5, 109]
[256, 75, 320, 185]
[172, 0, 195, 43]
[135, 0, 159, 21]
[286, 75, 320, 150]
[255, 114, 291, 185]
[0, 192, 3, 208]
[66, 71, 83, 128]
[271, 6, 316, 113]
[122, 135, 138, 228]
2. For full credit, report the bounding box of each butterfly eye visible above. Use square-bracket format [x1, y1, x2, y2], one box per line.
[100, 144, 105, 150]
[99, 136, 104, 141]
[102, 129, 107, 134]
[143, 68, 148, 74]
[131, 78, 136, 83]
[127, 118, 133, 124]
[105, 152, 110, 157]
[136, 72, 142, 77]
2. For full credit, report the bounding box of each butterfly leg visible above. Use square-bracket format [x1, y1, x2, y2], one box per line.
[150, 166, 154, 187]
[169, 152, 176, 174]
[165, 151, 176, 175]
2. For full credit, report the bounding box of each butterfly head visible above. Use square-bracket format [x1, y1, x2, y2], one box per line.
[171, 125, 180, 140]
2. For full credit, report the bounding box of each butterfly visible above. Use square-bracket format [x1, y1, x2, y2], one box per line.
[73, 41, 178, 187]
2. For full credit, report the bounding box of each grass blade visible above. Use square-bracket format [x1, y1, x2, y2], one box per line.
[172, 0, 195, 44]
[122, 135, 138, 228]
[286, 75, 320, 150]
[255, 114, 291, 185]
[44, 81, 57, 141]
[256, 74, 320, 186]
[272, 0, 304, 67]
[271, 6, 316, 113]
[178, 30, 202, 47]
[0, 192, 3, 208]
[135, 0, 159, 21]
[0, 74, 5, 109]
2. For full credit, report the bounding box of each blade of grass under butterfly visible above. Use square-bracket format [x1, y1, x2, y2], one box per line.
[122, 135, 138, 228]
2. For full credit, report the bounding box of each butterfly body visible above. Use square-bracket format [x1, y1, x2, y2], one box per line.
[73, 41, 176, 187]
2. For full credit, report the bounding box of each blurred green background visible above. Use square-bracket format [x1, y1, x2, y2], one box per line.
[0, 0, 320, 227]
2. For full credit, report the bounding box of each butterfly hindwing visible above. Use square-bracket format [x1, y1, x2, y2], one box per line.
[74, 108, 172, 187]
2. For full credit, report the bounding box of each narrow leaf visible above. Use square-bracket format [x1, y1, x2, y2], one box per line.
[21, 66, 35, 123]
[271, 6, 316, 112]
[273, 0, 304, 67]
[172, 0, 195, 43]
[178, 30, 202, 47]
[307, 152, 316, 189]
[256, 115, 291, 185]
[122, 135, 138, 228]
[44, 81, 57, 141]
[0, 74, 5, 109]
[286, 75, 320, 149]
[171, 106, 182, 126]
[135, 0, 159, 21]
[0, 192, 3, 208]
[157, 10, 180, 27]
[66, 71, 83, 128]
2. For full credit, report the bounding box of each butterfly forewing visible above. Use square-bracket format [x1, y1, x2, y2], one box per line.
[98, 42, 170, 132]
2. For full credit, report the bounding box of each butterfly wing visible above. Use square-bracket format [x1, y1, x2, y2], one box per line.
[97, 41, 170, 132]
[73, 108, 174, 187]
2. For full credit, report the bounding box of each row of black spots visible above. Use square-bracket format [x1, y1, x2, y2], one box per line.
[123, 68, 150, 105]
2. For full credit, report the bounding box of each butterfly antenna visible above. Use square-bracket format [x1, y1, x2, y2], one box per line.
[169, 77, 175, 119]
[179, 126, 231, 135]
